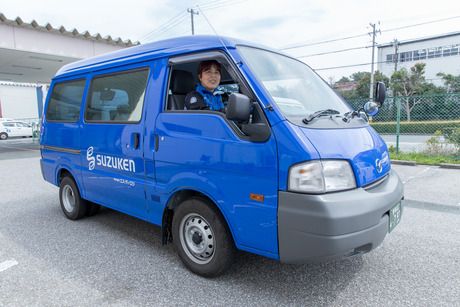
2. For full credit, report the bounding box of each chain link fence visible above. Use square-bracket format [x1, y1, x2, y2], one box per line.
[347, 94, 460, 158]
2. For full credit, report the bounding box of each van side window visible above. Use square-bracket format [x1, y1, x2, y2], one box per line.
[85, 69, 149, 123]
[46, 79, 86, 122]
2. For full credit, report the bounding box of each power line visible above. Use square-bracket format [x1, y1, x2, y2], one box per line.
[202, 0, 247, 10]
[152, 16, 189, 38]
[314, 61, 388, 71]
[281, 32, 369, 50]
[140, 0, 244, 41]
[198, 0, 244, 10]
[297, 45, 370, 58]
[381, 15, 460, 34]
[138, 12, 187, 41]
[281, 14, 460, 51]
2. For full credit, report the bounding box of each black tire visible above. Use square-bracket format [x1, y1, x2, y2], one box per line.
[0, 133, 8, 140]
[172, 197, 235, 277]
[86, 202, 101, 217]
[59, 176, 88, 220]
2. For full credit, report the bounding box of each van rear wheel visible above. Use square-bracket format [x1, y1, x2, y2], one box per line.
[0, 133, 8, 140]
[59, 176, 88, 220]
[172, 197, 235, 277]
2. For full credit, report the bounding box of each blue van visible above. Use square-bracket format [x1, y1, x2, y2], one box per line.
[40, 35, 404, 277]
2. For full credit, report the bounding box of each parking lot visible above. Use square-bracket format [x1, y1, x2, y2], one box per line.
[1, 140, 459, 306]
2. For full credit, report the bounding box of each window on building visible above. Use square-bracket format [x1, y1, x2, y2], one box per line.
[413, 49, 427, 61]
[400, 51, 412, 62]
[386, 54, 394, 63]
[451, 44, 459, 56]
[443, 46, 452, 56]
[428, 47, 442, 58]
[46, 79, 86, 122]
[85, 68, 149, 123]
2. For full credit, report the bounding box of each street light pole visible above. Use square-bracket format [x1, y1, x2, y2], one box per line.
[187, 8, 199, 35]
[369, 22, 380, 100]
[393, 39, 399, 72]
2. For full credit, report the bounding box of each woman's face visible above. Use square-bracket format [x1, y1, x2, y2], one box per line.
[199, 65, 221, 91]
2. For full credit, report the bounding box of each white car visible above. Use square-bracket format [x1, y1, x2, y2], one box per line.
[0, 121, 34, 140]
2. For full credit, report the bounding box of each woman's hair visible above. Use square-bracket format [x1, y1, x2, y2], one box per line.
[198, 60, 221, 76]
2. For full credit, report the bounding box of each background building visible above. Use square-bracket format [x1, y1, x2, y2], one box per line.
[377, 32, 460, 85]
[0, 13, 136, 120]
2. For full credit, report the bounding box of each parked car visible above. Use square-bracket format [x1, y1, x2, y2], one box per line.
[0, 121, 34, 140]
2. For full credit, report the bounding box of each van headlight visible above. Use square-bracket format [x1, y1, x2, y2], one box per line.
[288, 160, 356, 193]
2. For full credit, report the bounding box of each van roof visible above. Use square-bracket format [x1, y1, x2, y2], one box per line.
[55, 35, 266, 79]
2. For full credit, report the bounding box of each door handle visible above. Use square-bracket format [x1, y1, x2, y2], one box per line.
[154, 134, 159, 152]
[132, 133, 140, 149]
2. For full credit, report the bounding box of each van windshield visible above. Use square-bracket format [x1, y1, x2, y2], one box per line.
[238, 46, 351, 119]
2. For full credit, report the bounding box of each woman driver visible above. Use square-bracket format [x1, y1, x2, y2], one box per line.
[184, 60, 225, 112]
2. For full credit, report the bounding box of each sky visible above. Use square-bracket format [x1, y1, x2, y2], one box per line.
[1, 0, 459, 82]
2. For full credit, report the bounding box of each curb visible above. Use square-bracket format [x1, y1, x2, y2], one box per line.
[391, 160, 417, 166]
[392, 160, 460, 169]
[439, 163, 460, 170]
[404, 199, 460, 215]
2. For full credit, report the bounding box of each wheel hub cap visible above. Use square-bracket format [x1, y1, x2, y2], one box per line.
[62, 185, 76, 213]
[180, 214, 215, 264]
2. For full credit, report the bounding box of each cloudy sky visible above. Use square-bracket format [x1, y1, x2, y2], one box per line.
[1, 0, 459, 81]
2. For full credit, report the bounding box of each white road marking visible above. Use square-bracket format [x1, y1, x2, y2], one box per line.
[0, 259, 18, 272]
[402, 167, 433, 184]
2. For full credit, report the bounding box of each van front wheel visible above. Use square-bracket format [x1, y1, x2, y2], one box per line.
[172, 197, 235, 277]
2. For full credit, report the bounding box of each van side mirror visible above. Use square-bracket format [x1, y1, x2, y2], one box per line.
[374, 82, 386, 106]
[226, 93, 251, 122]
[226, 93, 270, 142]
[363, 101, 379, 116]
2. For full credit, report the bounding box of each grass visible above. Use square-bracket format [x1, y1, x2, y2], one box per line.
[390, 151, 460, 165]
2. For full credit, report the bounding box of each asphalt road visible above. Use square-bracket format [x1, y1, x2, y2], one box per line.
[0, 143, 459, 306]
[0, 138, 40, 160]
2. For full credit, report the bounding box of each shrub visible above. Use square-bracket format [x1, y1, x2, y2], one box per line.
[447, 127, 460, 152]
[425, 130, 447, 155]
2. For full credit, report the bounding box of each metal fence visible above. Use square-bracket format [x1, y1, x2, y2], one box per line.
[347, 93, 460, 155]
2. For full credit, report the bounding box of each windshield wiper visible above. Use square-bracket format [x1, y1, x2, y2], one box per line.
[303, 109, 341, 124]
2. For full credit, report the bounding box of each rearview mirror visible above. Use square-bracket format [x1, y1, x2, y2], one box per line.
[374, 82, 386, 106]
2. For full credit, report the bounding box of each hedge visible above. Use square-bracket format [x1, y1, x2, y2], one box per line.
[370, 120, 460, 134]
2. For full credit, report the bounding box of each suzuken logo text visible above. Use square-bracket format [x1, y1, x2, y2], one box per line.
[86, 146, 135, 172]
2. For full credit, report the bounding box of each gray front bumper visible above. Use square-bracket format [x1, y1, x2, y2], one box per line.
[278, 170, 404, 263]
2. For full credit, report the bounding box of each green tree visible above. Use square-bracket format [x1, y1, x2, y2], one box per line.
[437, 73, 460, 93]
[334, 71, 389, 100]
[390, 63, 443, 121]
[354, 71, 389, 99]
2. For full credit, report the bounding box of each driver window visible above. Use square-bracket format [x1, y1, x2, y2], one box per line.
[166, 59, 240, 112]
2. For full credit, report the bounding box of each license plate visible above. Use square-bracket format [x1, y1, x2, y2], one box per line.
[389, 201, 402, 233]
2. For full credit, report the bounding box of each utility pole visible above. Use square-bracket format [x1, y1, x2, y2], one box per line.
[187, 8, 199, 35]
[392, 39, 399, 72]
[369, 22, 380, 100]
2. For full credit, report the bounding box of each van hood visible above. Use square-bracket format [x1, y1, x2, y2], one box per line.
[299, 125, 390, 187]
